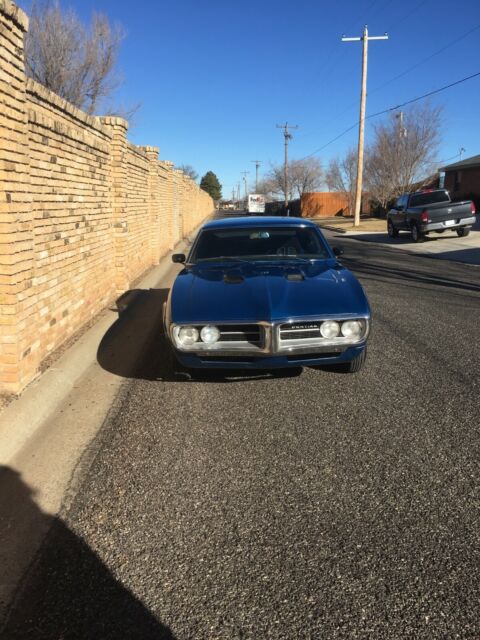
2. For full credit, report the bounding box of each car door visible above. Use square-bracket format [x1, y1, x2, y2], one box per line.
[390, 196, 405, 227]
[396, 195, 409, 229]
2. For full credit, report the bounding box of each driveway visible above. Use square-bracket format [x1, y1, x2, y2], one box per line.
[323, 218, 480, 266]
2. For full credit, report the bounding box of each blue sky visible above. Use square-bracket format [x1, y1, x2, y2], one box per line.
[20, 0, 480, 198]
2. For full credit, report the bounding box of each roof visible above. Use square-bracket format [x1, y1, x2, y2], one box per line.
[441, 155, 480, 172]
[203, 216, 316, 230]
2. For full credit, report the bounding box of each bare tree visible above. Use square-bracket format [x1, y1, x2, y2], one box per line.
[25, 0, 126, 115]
[265, 157, 323, 201]
[364, 103, 442, 209]
[289, 158, 324, 198]
[325, 149, 357, 215]
[177, 164, 199, 182]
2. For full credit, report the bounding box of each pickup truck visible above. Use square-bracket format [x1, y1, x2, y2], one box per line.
[387, 189, 476, 242]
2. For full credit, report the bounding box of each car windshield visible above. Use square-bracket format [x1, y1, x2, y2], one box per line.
[190, 226, 330, 263]
[409, 190, 450, 207]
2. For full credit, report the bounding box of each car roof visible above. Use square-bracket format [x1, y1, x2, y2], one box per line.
[202, 216, 318, 230]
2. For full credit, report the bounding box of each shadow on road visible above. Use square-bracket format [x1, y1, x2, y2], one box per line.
[97, 288, 303, 383]
[343, 255, 480, 294]
[0, 466, 175, 639]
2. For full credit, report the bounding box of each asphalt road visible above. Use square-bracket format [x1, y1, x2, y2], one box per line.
[4, 228, 480, 639]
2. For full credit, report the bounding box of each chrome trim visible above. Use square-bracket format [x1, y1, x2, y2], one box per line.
[170, 317, 370, 355]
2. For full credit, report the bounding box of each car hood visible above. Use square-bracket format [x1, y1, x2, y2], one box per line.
[170, 261, 370, 324]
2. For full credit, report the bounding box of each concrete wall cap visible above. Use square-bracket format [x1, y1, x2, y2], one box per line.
[99, 116, 129, 129]
[0, 0, 29, 31]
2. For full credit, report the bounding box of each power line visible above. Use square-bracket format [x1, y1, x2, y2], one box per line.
[385, 0, 430, 33]
[369, 22, 480, 96]
[299, 15, 479, 143]
[301, 69, 480, 160]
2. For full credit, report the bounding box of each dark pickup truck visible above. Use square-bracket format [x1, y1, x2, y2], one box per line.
[387, 189, 476, 242]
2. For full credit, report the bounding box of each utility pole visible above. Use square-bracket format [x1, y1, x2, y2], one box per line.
[241, 171, 249, 201]
[459, 147, 466, 160]
[251, 160, 262, 192]
[236, 182, 241, 209]
[396, 111, 407, 138]
[342, 25, 388, 226]
[276, 122, 298, 211]
[231, 187, 235, 208]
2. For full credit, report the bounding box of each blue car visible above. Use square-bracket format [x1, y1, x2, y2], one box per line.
[164, 217, 371, 373]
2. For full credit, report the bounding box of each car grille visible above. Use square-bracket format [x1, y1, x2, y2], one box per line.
[216, 324, 263, 348]
[279, 322, 322, 341]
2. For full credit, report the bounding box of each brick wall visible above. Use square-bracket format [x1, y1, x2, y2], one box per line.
[0, 0, 213, 394]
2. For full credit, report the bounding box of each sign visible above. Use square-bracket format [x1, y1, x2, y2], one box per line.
[248, 194, 266, 214]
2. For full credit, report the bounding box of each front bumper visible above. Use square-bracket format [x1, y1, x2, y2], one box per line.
[422, 216, 476, 232]
[175, 344, 366, 369]
[168, 317, 370, 364]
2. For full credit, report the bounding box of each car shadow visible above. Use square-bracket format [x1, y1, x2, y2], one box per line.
[0, 466, 175, 639]
[97, 288, 303, 383]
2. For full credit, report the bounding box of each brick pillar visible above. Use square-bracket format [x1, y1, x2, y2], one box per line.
[100, 117, 129, 294]
[0, 1, 34, 394]
[161, 161, 175, 248]
[141, 146, 161, 263]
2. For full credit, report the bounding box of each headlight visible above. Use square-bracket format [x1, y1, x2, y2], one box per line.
[200, 325, 220, 344]
[341, 320, 363, 338]
[177, 326, 199, 346]
[320, 320, 340, 338]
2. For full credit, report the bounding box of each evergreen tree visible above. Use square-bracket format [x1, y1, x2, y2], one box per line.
[200, 171, 222, 200]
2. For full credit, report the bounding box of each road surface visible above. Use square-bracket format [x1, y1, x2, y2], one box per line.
[3, 226, 480, 639]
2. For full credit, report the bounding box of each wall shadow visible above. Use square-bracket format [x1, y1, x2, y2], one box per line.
[97, 288, 303, 384]
[0, 466, 175, 639]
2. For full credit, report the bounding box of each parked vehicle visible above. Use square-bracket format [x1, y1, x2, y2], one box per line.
[247, 194, 266, 215]
[387, 189, 476, 242]
[164, 217, 371, 373]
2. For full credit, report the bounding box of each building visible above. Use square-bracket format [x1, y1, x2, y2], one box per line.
[441, 155, 480, 207]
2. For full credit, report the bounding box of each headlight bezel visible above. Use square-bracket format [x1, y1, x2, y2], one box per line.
[172, 324, 221, 350]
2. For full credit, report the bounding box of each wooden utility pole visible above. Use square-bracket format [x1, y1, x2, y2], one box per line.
[251, 160, 262, 192]
[276, 122, 298, 211]
[342, 26, 388, 226]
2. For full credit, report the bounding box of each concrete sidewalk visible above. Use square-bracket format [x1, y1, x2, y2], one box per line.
[317, 218, 480, 266]
[0, 232, 196, 625]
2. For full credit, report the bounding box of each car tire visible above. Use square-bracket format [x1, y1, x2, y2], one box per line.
[387, 219, 398, 238]
[456, 228, 470, 237]
[411, 222, 424, 243]
[339, 348, 366, 373]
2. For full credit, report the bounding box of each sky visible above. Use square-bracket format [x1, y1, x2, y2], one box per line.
[19, 0, 480, 198]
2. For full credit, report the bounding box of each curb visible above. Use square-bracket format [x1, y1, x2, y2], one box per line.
[0, 229, 200, 466]
[317, 224, 348, 234]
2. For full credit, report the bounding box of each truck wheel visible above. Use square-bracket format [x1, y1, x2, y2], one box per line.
[456, 228, 470, 237]
[411, 222, 424, 243]
[387, 220, 398, 238]
[339, 349, 366, 373]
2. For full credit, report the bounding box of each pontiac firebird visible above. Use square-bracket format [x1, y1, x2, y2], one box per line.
[164, 217, 371, 373]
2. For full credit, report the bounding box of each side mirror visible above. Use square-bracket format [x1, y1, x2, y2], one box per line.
[396, 205, 404, 212]
[172, 253, 186, 264]
[333, 246, 344, 257]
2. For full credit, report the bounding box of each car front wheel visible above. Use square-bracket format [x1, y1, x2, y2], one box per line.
[457, 227, 470, 237]
[411, 222, 424, 243]
[387, 219, 398, 238]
